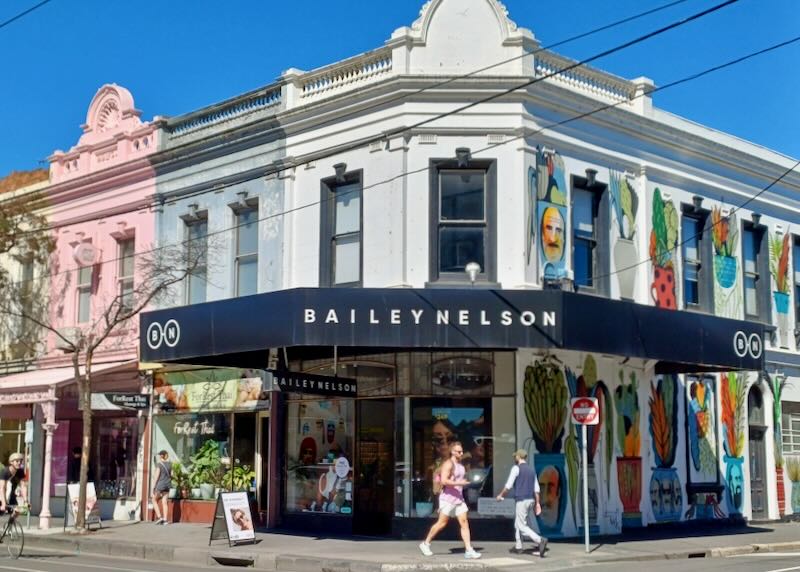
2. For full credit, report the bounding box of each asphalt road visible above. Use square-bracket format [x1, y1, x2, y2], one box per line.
[587, 551, 800, 572]
[0, 547, 219, 572]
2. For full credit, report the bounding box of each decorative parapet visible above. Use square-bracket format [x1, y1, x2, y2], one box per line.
[534, 51, 648, 112]
[166, 87, 282, 137]
[284, 48, 394, 106]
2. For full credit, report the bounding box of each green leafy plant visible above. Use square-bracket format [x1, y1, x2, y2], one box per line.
[769, 232, 791, 293]
[787, 458, 800, 482]
[649, 188, 678, 268]
[609, 172, 638, 240]
[171, 462, 191, 497]
[222, 464, 256, 491]
[523, 358, 568, 453]
[188, 439, 222, 486]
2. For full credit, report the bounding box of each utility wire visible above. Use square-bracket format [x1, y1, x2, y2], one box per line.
[4, 0, 756, 284]
[16, 0, 726, 233]
[0, 0, 52, 31]
[6, 31, 797, 291]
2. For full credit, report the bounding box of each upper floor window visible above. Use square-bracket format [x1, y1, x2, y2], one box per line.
[117, 238, 135, 312]
[571, 172, 609, 294]
[681, 210, 711, 311]
[77, 265, 92, 323]
[320, 168, 362, 287]
[743, 224, 767, 321]
[234, 206, 258, 297]
[428, 153, 496, 284]
[185, 217, 208, 304]
[794, 236, 800, 329]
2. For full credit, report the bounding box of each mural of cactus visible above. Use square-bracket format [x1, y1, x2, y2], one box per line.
[769, 232, 791, 294]
[523, 358, 568, 453]
[720, 372, 746, 459]
[615, 371, 640, 457]
[711, 207, 739, 258]
[649, 188, 678, 309]
[610, 172, 638, 240]
[565, 420, 580, 526]
[649, 376, 678, 468]
[687, 378, 718, 482]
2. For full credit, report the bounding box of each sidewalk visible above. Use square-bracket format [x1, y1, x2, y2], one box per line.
[20, 518, 800, 571]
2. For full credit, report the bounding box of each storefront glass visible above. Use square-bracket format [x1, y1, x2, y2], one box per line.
[284, 399, 355, 515]
[0, 419, 26, 472]
[94, 417, 138, 498]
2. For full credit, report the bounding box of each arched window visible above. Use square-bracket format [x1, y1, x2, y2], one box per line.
[748, 385, 765, 426]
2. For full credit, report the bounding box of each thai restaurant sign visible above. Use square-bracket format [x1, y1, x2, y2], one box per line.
[153, 368, 270, 413]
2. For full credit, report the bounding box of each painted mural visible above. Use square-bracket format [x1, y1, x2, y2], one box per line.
[609, 171, 639, 300]
[711, 207, 741, 318]
[526, 165, 537, 283]
[721, 372, 747, 514]
[649, 188, 678, 309]
[648, 375, 682, 522]
[523, 356, 568, 536]
[687, 377, 718, 483]
[536, 150, 568, 280]
[614, 370, 641, 527]
[769, 231, 791, 348]
[565, 355, 613, 533]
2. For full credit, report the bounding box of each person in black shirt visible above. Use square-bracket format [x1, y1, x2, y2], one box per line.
[0, 453, 28, 513]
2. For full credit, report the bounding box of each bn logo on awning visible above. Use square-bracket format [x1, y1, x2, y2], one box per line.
[733, 330, 762, 360]
[147, 319, 181, 350]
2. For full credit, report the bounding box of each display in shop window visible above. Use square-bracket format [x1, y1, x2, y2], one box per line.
[154, 369, 269, 413]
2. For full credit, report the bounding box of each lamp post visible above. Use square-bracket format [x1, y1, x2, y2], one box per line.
[465, 262, 481, 286]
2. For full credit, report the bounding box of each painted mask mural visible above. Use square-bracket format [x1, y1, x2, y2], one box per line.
[721, 372, 746, 514]
[536, 150, 568, 280]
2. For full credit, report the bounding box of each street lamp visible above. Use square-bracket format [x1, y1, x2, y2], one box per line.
[465, 262, 481, 286]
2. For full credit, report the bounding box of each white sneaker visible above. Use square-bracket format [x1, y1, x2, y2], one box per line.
[464, 549, 482, 559]
[419, 542, 433, 556]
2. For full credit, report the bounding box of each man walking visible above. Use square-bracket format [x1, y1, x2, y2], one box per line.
[496, 449, 548, 558]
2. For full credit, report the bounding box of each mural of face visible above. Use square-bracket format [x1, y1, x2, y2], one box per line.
[539, 465, 561, 529]
[650, 477, 661, 514]
[729, 462, 744, 509]
[541, 207, 565, 262]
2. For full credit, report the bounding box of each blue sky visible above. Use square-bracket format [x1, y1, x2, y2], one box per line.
[1, 0, 798, 178]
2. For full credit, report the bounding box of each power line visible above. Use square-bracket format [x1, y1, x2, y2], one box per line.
[18, 0, 720, 232]
[6, 30, 797, 292]
[0, 0, 53, 31]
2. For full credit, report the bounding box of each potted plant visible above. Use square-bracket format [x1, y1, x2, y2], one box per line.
[769, 232, 791, 347]
[711, 206, 739, 289]
[609, 171, 639, 299]
[648, 375, 681, 522]
[721, 372, 747, 514]
[524, 356, 568, 535]
[614, 370, 641, 526]
[189, 440, 222, 500]
[786, 458, 800, 513]
[649, 188, 678, 309]
[171, 462, 190, 500]
[767, 373, 790, 515]
[222, 464, 256, 492]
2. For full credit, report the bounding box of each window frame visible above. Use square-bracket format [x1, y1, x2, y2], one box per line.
[184, 215, 209, 305]
[117, 237, 135, 312]
[742, 222, 769, 322]
[76, 264, 93, 324]
[680, 206, 712, 312]
[428, 158, 497, 285]
[319, 169, 363, 288]
[793, 235, 800, 331]
[570, 173, 609, 295]
[233, 203, 259, 297]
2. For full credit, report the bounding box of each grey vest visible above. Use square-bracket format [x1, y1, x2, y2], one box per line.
[514, 462, 536, 501]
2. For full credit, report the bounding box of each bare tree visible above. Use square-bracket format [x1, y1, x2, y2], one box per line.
[0, 234, 217, 531]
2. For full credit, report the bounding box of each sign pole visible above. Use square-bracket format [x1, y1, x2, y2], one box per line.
[582, 423, 589, 554]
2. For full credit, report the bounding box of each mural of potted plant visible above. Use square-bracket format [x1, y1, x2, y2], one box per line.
[524, 356, 568, 535]
[687, 377, 718, 482]
[787, 458, 800, 513]
[648, 375, 682, 522]
[565, 355, 613, 533]
[721, 372, 747, 514]
[711, 207, 739, 288]
[767, 373, 790, 516]
[649, 188, 678, 309]
[769, 232, 791, 348]
[610, 171, 639, 300]
[614, 370, 641, 527]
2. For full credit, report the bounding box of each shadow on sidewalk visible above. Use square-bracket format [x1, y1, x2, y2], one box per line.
[566, 520, 775, 548]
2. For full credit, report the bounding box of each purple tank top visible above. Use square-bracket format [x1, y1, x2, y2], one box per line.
[439, 461, 465, 505]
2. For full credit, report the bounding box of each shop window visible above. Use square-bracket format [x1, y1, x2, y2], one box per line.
[571, 173, 609, 294]
[431, 355, 493, 396]
[681, 211, 711, 311]
[428, 155, 497, 284]
[320, 169, 362, 287]
[304, 357, 396, 396]
[94, 417, 138, 498]
[794, 236, 800, 330]
[185, 216, 208, 304]
[117, 238, 135, 312]
[0, 419, 26, 473]
[284, 399, 354, 515]
[76, 265, 92, 323]
[743, 224, 768, 321]
[234, 205, 258, 297]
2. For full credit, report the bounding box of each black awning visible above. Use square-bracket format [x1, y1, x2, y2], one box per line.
[139, 288, 764, 373]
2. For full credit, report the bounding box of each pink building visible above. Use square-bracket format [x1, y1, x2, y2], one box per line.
[0, 85, 159, 527]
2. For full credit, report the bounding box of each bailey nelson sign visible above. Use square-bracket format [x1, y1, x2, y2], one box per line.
[303, 306, 557, 328]
[266, 370, 357, 398]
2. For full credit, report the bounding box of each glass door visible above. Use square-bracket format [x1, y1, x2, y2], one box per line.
[353, 399, 394, 535]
